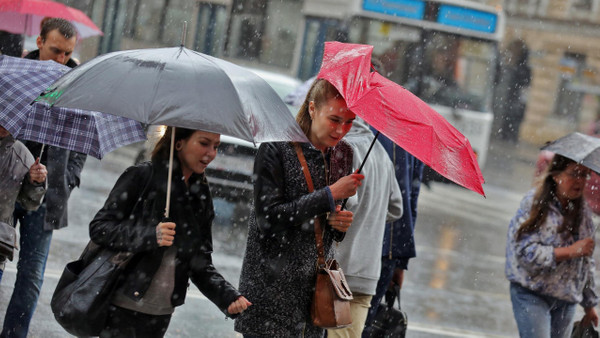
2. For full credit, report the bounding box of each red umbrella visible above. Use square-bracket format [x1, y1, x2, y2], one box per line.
[0, 0, 102, 38]
[317, 41, 485, 196]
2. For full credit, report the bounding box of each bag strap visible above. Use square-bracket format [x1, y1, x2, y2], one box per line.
[385, 285, 402, 310]
[294, 143, 326, 266]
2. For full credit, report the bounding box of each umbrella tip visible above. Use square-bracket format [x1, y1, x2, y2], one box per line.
[180, 21, 188, 47]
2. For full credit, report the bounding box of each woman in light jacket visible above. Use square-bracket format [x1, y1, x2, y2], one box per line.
[506, 154, 598, 337]
[235, 79, 364, 337]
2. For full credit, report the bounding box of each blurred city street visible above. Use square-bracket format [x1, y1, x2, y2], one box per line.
[3, 136, 595, 338]
[1, 0, 599, 336]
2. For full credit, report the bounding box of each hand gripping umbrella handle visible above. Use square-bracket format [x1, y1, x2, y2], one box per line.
[340, 131, 380, 211]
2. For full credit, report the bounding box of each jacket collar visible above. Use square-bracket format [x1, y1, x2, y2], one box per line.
[24, 49, 78, 68]
[152, 158, 208, 194]
[300, 140, 333, 157]
[0, 135, 16, 151]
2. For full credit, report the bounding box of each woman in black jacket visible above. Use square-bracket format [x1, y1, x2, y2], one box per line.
[90, 127, 250, 337]
[234, 79, 364, 337]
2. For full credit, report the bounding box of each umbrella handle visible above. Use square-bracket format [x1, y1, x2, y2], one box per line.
[340, 131, 380, 210]
[165, 127, 176, 218]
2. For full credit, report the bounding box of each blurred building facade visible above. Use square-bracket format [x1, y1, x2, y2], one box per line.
[503, 0, 600, 143]
[69, 0, 304, 74]
[4, 0, 599, 144]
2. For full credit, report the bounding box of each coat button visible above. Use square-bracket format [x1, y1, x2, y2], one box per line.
[134, 291, 140, 297]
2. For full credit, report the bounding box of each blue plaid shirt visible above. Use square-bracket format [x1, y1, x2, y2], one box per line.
[505, 189, 598, 308]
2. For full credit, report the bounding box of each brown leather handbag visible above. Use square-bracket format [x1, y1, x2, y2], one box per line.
[294, 143, 353, 329]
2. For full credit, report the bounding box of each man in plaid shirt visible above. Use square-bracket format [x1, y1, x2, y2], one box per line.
[1, 18, 86, 338]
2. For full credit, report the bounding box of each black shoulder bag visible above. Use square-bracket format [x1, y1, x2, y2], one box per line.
[369, 285, 407, 338]
[51, 165, 153, 336]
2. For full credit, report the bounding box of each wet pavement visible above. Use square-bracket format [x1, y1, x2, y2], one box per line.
[1, 137, 598, 337]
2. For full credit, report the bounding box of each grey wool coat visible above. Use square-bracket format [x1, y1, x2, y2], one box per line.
[235, 141, 353, 337]
[0, 136, 46, 226]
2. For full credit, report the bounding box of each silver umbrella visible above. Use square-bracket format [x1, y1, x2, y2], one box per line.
[37, 46, 308, 216]
[37, 46, 306, 144]
[541, 132, 600, 173]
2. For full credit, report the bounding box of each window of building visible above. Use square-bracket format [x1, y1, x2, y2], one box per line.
[157, 0, 196, 44]
[194, 3, 228, 57]
[570, 0, 600, 18]
[554, 53, 586, 120]
[226, 0, 302, 69]
[225, 0, 267, 60]
[504, 0, 548, 17]
[297, 17, 344, 80]
[572, 0, 593, 11]
[119, 0, 195, 45]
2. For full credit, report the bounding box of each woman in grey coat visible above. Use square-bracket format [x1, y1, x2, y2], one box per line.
[0, 125, 46, 281]
[235, 79, 364, 337]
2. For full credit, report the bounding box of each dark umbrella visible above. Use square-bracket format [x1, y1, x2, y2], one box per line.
[541, 132, 600, 173]
[0, 55, 145, 159]
[36, 45, 308, 216]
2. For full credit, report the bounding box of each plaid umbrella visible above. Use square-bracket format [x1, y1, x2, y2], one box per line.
[0, 55, 145, 159]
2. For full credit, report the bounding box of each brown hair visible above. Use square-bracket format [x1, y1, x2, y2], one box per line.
[516, 154, 583, 240]
[40, 17, 76, 41]
[151, 126, 196, 162]
[295, 79, 343, 137]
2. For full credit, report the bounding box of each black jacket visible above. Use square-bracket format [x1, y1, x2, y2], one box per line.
[89, 161, 241, 314]
[22, 50, 86, 230]
[24, 49, 78, 68]
[235, 141, 353, 337]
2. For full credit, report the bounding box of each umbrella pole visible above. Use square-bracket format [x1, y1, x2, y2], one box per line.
[165, 127, 176, 218]
[39, 144, 45, 159]
[180, 21, 187, 47]
[341, 131, 380, 210]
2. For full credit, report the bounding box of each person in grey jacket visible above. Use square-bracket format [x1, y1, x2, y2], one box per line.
[327, 118, 403, 338]
[0, 125, 46, 282]
[3, 18, 86, 338]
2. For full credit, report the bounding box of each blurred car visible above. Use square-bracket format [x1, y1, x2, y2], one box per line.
[204, 68, 302, 205]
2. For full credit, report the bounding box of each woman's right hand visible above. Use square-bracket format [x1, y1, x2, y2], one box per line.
[570, 237, 594, 258]
[227, 296, 252, 315]
[329, 172, 365, 200]
[156, 222, 176, 247]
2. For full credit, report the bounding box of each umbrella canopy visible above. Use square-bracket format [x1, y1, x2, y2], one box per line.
[0, 55, 145, 159]
[541, 132, 600, 174]
[317, 41, 485, 196]
[0, 0, 102, 38]
[37, 46, 308, 145]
